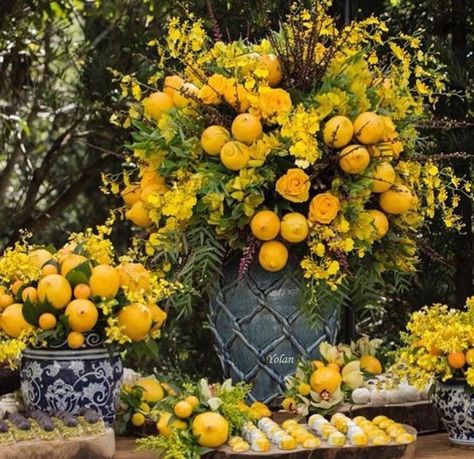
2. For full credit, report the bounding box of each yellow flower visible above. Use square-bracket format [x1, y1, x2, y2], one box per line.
[199, 85, 221, 105]
[308, 193, 340, 224]
[259, 88, 293, 120]
[223, 84, 250, 112]
[275, 168, 310, 203]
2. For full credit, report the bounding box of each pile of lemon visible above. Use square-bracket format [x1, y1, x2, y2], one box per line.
[0, 248, 166, 348]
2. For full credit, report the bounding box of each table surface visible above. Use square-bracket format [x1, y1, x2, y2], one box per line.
[115, 433, 472, 458]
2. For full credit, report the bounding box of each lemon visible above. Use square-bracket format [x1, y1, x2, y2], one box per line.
[260, 54, 282, 87]
[163, 75, 184, 98]
[131, 412, 146, 427]
[184, 395, 199, 409]
[379, 185, 414, 214]
[37, 274, 72, 309]
[74, 284, 91, 299]
[359, 355, 383, 374]
[0, 294, 14, 310]
[201, 125, 231, 156]
[157, 412, 187, 437]
[41, 264, 58, 276]
[466, 349, 474, 366]
[258, 241, 288, 272]
[220, 141, 250, 171]
[353, 112, 385, 144]
[323, 116, 354, 148]
[173, 82, 199, 108]
[65, 299, 99, 332]
[298, 383, 311, 396]
[135, 378, 164, 403]
[1, 303, 31, 338]
[371, 162, 396, 193]
[231, 113, 263, 145]
[29, 249, 53, 269]
[89, 264, 120, 298]
[309, 367, 342, 394]
[38, 313, 57, 330]
[368, 209, 389, 239]
[282, 397, 296, 411]
[117, 263, 150, 291]
[143, 91, 174, 121]
[192, 412, 229, 448]
[339, 145, 370, 174]
[174, 401, 193, 419]
[280, 212, 309, 243]
[67, 331, 84, 349]
[125, 201, 152, 227]
[121, 183, 141, 207]
[21, 287, 38, 303]
[148, 303, 167, 331]
[250, 210, 280, 241]
[11, 280, 23, 296]
[60, 254, 88, 277]
[118, 303, 152, 341]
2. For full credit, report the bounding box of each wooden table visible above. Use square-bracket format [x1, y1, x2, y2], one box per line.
[115, 434, 471, 458]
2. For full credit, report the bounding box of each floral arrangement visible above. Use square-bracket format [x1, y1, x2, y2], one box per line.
[118, 374, 271, 458]
[0, 227, 178, 364]
[106, 0, 470, 316]
[282, 337, 384, 415]
[393, 297, 474, 389]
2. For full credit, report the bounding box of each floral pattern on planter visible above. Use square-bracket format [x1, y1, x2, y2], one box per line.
[20, 347, 123, 426]
[432, 379, 474, 446]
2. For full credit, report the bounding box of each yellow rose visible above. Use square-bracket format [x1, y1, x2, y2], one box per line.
[223, 84, 250, 112]
[275, 168, 310, 203]
[260, 88, 292, 119]
[199, 85, 221, 105]
[308, 193, 340, 224]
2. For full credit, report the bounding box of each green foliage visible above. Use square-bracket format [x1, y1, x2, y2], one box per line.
[136, 429, 205, 459]
[217, 382, 252, 433]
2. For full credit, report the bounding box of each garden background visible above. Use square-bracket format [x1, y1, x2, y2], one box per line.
[1, 0, 472, 380]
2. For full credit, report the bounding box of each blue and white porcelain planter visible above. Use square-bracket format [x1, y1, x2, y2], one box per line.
[432, 378, 474, 447]
[19, 341, 123, 426]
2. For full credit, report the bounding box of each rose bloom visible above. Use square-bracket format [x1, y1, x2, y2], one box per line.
[259, 88, 292, 119]
[224, 84, 250, 112]
[309, 192, 340, 224]
[199, 74, 228, 105]
[275, 168, 310, 203]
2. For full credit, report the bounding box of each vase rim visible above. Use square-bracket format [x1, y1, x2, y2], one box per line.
[22, 346, 120, 360]
[436, 377, 468, 386]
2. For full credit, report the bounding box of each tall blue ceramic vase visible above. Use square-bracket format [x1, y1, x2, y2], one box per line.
[209, 255, 340, 405]
[19, 335, 123, 426]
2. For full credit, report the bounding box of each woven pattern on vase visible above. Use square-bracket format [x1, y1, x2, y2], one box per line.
[209, 255, 340, 405]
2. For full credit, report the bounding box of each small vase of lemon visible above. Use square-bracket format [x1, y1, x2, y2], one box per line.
[0, 229, 175, 425]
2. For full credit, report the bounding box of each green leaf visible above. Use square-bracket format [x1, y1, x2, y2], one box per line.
[66, 260, 92, 286]
[22, 299, 41, 326]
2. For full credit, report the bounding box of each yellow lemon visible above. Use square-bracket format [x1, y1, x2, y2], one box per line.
[37, 274, 72, 309]
[323, 116, 354, 148]
[371, 162, 396, 193]
[184, 395, 199, 409]
[339, 144, 370, 174]
[157, 412, 187, 437]
[74, 284, 91, 299]
[309, 367, 342, 395]
[174, 401, 193, 419]
[379, 185, 414, 214]
[250, 210, 280, 241]
[298, 383, 311, 396]
[201, 125, 231, 156]
[117, 263, 150, 291]
[143, 91, 174, 121]
[192, 412, 229, 448]
[125, 201, 152, 227]
[148, 303, 167, 331]
[367, 209, 389, 239]
[280, 212, 309, 243]
[41, 264, 58, 277]
[258, 241, 288, 272]
[1, 303, 31, 338]
[11, 280, 23, 296]
[89, 264, 120, 298]
[21, 287, 38, 303]
[118, 303, 152, 341]
[67, 331, 84, 349]
[231, 113, 263, 145]
[173, 82, 199, 108]
[260, 54, 282, 87]
[38, 313, 57, 330]
[65, 299, 99, 333]
[360, 355, 383, 375]
[121, 183, 141, 207]
[220, 141, 250, 171]
[135, 378, 164, 403]
[466, 349, 474, 366]
[163, 75, 184, 98]
[0, 294, 14, 310]
[29, 249, 53, 269]
[282, 397, 296, 411]
[60, 254, 88, 277]
[353, 112, 385, 144]
[131, 412, 146, 427]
